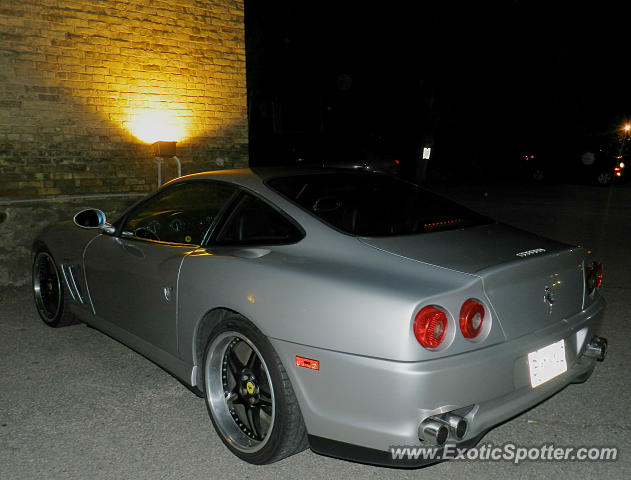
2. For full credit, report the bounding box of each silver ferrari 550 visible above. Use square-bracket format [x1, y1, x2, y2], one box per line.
[32, 168, 607, 466]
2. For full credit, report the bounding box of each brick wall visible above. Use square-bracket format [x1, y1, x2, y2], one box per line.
[0, 0, 248, 286]
[0, 0, 248, 198]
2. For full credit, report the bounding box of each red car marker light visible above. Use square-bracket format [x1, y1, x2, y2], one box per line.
[586, 262, 603, 294]
[296, 356, 320, 370]
[414, 306, 448, 349]
[459, 299, 485, 339]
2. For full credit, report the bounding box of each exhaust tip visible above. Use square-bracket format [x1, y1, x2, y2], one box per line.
[418, 419, 449, 446]
[584, 336, 608, 362]
[437, 413, 468, 440]
[453, 417, 468, 440]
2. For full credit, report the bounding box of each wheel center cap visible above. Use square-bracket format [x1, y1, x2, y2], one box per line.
[245, 381, 255, 395]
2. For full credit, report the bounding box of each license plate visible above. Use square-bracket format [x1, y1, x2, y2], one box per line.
[528, 339, 567, 388]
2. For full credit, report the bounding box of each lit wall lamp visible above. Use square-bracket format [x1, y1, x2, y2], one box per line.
[152, 141, 182, 187]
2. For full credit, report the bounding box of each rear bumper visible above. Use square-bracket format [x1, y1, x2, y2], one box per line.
[270, 296, 606, 464]
[308, 429, 490, 468]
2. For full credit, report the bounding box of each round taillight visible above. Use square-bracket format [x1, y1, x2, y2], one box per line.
[459, 299, 485, 339]
[414, 306, 448, 349]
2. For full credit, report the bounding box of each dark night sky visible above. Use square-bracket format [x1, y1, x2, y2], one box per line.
[244, 1, 631, 176]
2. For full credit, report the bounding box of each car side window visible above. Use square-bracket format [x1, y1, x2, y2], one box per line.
[214, 193, 303, 245]
[122, 181, 237, 244]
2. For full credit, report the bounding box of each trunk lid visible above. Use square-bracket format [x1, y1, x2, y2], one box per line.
[359, 223, 586, 339]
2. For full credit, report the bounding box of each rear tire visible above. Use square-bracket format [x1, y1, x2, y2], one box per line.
[32, 249, 79, 327]
[202, 316, 308, 464]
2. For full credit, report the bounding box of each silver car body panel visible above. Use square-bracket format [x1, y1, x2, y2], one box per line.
[32, 168, 607, 457]
[83, 234, 190, 354]
[271, 296, 604, 451]
[177, 238, 506, 364]
[360, 229, 588, 340]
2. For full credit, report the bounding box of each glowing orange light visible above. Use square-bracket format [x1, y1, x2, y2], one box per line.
[616, 172, 622, 177]
[620, 162, 625, 169]
[128, 109, 189, 143]
[624, 124, 631, 132]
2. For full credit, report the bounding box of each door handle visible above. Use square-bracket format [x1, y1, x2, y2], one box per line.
[206, 247, 271, 259]
[115, 238, 146, 258]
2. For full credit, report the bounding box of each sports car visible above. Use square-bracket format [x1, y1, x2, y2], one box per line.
[32, 167, 607, 466]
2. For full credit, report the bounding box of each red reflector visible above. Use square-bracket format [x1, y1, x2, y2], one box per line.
[296, 356, 320, 370]
[586, 262, 603, 293]
[414, 306, 448, 349]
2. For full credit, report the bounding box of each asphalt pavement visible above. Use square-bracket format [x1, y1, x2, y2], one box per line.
[1, 180, 629, 479]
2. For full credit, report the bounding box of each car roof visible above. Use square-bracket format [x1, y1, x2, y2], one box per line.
[168, 166, 384, 187]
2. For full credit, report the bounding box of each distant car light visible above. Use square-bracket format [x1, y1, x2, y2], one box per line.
[620, 162, 625, 169]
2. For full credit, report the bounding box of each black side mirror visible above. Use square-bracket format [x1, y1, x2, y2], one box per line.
[73, 209, 115, 233]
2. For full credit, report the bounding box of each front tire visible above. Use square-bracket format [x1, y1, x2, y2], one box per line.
[202, 316, 308, 464]
[32, 249, 79, 327]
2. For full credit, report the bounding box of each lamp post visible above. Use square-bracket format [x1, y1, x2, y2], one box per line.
[152, 141, 181, 187]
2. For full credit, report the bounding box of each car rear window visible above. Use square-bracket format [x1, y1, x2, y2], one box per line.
[267, 173, 492, 236]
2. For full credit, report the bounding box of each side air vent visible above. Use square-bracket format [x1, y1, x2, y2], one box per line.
[61, 264, 85, 304]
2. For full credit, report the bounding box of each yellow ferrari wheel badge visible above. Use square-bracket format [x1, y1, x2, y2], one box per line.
[246, 381, 255, 395]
